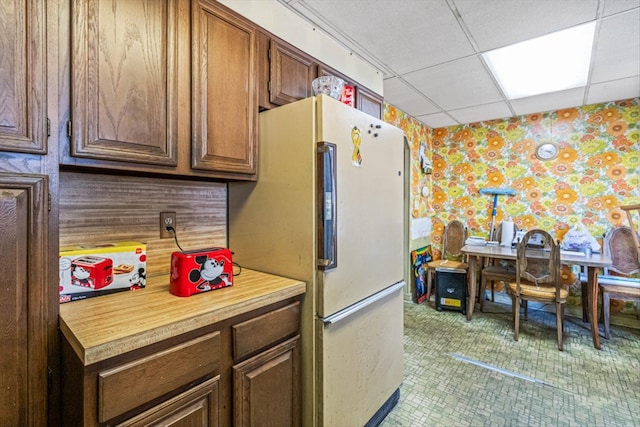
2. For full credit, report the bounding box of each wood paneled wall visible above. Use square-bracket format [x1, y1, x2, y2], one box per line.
[59, 172, 227, 276]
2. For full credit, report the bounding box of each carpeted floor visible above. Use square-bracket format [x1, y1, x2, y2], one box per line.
[380, 299, 640, 427]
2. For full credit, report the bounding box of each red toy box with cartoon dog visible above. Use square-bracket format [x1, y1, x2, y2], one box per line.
[170, 247, 233, 297]
[59, 241, 147, 303]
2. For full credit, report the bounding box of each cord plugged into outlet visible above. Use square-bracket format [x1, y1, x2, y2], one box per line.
[160, 212, 176, 239]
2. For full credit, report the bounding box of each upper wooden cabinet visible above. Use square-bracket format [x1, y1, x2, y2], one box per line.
[356, 86, 384, 120]
[70, 0, 180, 166]
[63, 0, 381, 178]
[0, 0, 47, 154]
[64, 0, 258, 180]
[258, 34, 316, 108]
[318, 64, 383, 119]
[269, 39, 316, 106]
[259, 37, 383, 119]
[192, 0, 257, 175]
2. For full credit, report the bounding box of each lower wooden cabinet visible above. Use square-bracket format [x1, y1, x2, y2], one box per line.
[117, 376, 220, 427]
[60, 300, 301, 426]
[99, 333, 221, 423]
[233, 336, 300, 427]
[0, 174, 51, 427]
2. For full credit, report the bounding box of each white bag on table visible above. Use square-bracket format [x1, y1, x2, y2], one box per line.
[562, 223, 601, 252]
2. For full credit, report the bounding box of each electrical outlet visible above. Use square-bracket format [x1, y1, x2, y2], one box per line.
[160, 212, 176, 239]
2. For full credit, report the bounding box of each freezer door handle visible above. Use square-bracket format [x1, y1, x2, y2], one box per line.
[322, 281, 405, 325]
[317, 142, 337, 270]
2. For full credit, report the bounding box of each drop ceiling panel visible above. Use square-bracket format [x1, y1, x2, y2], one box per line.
[510, 87, 586, 116]
[590, 9, 640, 83]
[275, 0, 640, 127]
[289, 0, 475, 75]
[603, 0, 640, 16]
[448, 101, 513, 124]
[383, 77, 440, 116]
[403, 56, 504, 110]
[453, 0, 598, 51]
[416, 112, 459, 129]
[587, 76, 640, 104]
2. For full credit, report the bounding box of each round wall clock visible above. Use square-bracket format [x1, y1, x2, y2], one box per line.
[535, 142, 559, 161]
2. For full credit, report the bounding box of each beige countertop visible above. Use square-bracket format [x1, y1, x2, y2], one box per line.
[59, 269, 306, 365]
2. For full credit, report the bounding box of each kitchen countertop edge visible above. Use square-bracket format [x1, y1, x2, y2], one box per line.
[59, 269, 306, 365]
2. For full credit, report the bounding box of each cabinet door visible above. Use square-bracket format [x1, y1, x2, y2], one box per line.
[356, 86, 383, 119]
[192, 0, 257, 175]
[118, 376, 220, 427]
[0, 174, 48, 426]
[71, 0, 179, 165]
[233, 336, 300, 427]
[256, 32, 273, 110]
[0, 0, 46, 154]
[269, 40, 315, 105]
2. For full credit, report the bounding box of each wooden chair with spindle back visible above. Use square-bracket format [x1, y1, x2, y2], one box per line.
[600, 226, 640, 339]
[479, 222, 517, 311]
[506, 229, 567, 351]
[425, 220, 468, 302]
[621, 204, 640, 254]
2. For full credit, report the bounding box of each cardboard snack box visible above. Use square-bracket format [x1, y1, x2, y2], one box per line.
[59, 241, 147, 303]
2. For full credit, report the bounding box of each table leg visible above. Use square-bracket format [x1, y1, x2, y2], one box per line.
[580, 266, 588, 322]
[588, 266, 601, 349]
[467, 256, 477, 321]
[581, 279, 589, 323]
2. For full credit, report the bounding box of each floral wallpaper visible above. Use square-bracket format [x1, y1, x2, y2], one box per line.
[383, 106, 432, 219]
[429, 98, 639, 249]
[384, 97, 640, 318]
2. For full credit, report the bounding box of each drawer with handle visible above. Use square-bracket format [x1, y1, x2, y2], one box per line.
[98, 332, 220, 423]
[232, 301, 300, 361]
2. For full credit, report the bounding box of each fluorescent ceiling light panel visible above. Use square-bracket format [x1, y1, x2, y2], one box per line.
[483, 22, 596, 100]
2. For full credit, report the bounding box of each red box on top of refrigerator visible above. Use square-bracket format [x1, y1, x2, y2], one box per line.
[340, 85, 355, 107]
[170, 248, 233, 297]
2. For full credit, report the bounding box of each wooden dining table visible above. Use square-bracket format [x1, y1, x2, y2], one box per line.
[461, 244, 612, 349]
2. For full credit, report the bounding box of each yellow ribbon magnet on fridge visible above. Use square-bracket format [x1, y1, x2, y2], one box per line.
[351, 127, 362, 166]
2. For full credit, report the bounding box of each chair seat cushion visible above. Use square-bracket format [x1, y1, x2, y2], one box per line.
[600, 284, 640, 298]
[507, 281, 568, 299]
[427, 260, 468, 270]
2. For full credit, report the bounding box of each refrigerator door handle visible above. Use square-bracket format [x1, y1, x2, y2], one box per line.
[322, 281, 405, 325]
[317, 142, 337, 270]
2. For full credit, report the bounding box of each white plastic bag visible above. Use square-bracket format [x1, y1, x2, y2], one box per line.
[562, 223, 601, 252]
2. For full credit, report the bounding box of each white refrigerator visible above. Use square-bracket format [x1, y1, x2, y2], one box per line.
[229, 95, 405, 426]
